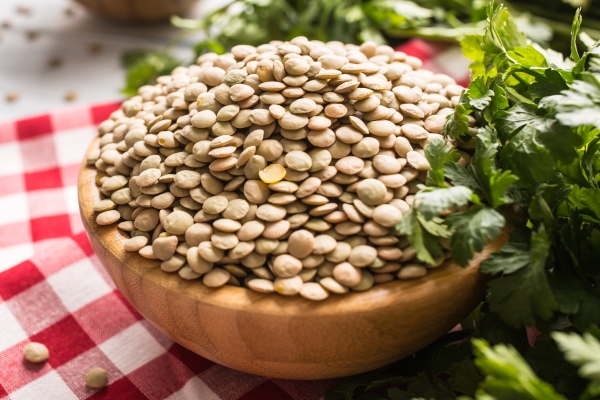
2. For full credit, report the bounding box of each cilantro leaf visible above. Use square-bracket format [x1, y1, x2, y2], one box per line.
[415, 186, 477, 220]
[446, 207, 505, 267]
[472, 338, 566, 400]
[487, 227, 557, 327]
[424, 139, 460, 187]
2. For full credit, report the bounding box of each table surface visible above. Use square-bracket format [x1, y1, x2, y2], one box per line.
[0, 0, 229, 122]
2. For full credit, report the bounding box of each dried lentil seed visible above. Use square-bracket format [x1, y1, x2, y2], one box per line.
[23, 342, 49, 363]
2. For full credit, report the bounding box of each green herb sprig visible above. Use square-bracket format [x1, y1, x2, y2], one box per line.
[326, 3, 600, 399]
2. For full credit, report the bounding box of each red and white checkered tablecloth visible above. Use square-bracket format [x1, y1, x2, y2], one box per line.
[0, 40, 471, 400]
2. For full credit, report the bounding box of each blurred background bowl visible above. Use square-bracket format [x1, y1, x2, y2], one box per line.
[74, 0, 199, 22]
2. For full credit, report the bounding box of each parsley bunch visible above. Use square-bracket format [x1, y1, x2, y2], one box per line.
[326, 3, 600, 399]
[433, 3, 600, 331]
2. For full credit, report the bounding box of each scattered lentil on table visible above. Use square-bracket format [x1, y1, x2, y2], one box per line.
[23, 342, 49, 363]
[25, 30, 38, 41]
[65, 91, 78, 102]
[48, 56, 63, 69]
[88, 37, 471, 300]
[6, 91, 19, 102]
[85, 367, 109, 389]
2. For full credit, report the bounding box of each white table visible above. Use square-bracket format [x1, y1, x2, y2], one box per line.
[0, 0, 228, 121]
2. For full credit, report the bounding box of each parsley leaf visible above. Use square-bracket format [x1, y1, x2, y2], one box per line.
[415, 186, 478, 220]
[487, 227, 557, 327]
[529, 69, 570, 100]
[568, 186, 600, 223]
[498, 117, 558, 185]
[553, 332, 600, 381]
[443, 103, 471, 140]
[480, 242, 530, 274]
[485, 85, 510, 121]
[472, 338, 566, 400]
[507, 45, 548, 69]
[481, 3, 527, 64]
[461, 34, 486, 77]
[424, 139, 460, 187]
[581, 136, 600, 187]
[465, 76, 495, 110]
[553, 331, 600, 400]
[525, 340, 586, 400]
[469, 127, 519, 207]
[446, 207, 505, 267]
[570, 8, 583, 63]
[541, 74, 600, 131]
[397, 208, 446, 266]
[444, 161, 481, 192]
[121, 50, 180, 96]
[447, 358, 482, 396]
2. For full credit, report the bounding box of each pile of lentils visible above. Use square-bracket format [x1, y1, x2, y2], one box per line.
[88, 37, 470, 301]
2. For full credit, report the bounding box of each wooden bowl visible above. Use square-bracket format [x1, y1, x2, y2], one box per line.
[75, 0, 198, 22]
[79, 137, 498, 379]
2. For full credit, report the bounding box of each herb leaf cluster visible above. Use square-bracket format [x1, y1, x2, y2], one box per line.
[327, 3, 600, 399]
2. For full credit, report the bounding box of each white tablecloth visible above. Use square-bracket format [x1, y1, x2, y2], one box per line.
[0, 0, 227, 121]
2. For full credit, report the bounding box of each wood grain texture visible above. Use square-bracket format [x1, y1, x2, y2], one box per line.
[75, 0, 198, 22]
[79, 137, 499, 380]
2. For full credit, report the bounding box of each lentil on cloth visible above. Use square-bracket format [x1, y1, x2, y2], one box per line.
[88, 38, 468, 300]
[23, 342, 49, 363]
[85, 367, 109, 389]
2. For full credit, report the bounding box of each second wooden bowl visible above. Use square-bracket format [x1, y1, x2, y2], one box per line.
[79, 138, 495, 380]
[75, 0, 198, 22]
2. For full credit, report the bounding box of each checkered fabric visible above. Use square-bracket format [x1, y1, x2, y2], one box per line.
[0, 40, 471, 400]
